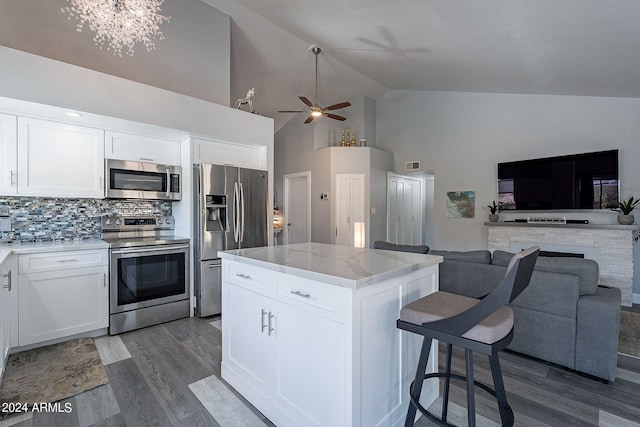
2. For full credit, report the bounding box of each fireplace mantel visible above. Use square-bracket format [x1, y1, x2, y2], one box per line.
[485, 222, 637, 306]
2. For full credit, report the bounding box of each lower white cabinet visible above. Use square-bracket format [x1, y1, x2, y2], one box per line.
[221, 259, 439, 427]
[0, 255, 14, 379]
[17, 250, 108, 347]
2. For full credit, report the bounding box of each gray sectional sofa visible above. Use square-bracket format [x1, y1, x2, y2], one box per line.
[429, 249, 621, 382]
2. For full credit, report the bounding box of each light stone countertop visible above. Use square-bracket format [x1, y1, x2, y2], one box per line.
[0, 239, 109, 265]
[218, 242, 442, 289]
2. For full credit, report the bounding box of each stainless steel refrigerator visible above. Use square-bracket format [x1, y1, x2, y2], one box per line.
[194, 164, 269, 317]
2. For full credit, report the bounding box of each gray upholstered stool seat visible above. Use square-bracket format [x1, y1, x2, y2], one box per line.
[400, 291, 514, 344]
[397, 247, 539, 427]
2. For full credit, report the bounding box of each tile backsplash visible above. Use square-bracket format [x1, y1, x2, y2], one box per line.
[0, 197, 172, 244]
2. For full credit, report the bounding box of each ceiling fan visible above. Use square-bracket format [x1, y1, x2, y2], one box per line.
[278, 46, 351, 124]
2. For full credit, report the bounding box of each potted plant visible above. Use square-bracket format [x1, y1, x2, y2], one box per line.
[487, 201, 500, 222]
[614, 196, 639, 225]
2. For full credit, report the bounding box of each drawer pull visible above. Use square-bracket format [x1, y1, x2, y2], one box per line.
[56, 259, 78, 263]
[236, 273, 252, 280]
[290, 290, 311, 299]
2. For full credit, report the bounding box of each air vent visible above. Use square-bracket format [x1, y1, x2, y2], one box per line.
[405, 161, 420, 171]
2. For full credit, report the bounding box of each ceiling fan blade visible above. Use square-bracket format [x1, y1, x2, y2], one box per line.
[324, 112, 347, 121]
[324, 102, 351, 111]
[304, 115, 316, 124]
[278, 110, 306, 113]
[299, 96, 314, 108]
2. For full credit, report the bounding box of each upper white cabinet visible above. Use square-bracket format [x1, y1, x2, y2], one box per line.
[0, 113, 17, 195]
[105, 130, 180, 166]
[17, 117, 105, 198]
[193, 137, 265, 170]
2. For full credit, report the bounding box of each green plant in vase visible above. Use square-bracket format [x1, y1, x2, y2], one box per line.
[487, 200, 500, 222]
[614, 196, 639, 225]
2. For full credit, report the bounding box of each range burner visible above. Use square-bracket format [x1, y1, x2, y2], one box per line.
[101, 216, 190, 248]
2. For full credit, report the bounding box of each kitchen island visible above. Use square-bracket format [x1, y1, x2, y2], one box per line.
[218, 242, 442, 427]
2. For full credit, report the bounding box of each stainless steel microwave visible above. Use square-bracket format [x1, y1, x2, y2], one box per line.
[105, 159, 181, 201]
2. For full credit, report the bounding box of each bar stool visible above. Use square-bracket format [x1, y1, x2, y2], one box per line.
[397, 246, 539, 426]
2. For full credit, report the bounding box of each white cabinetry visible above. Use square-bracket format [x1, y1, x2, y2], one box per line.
[335, 173, 366, 247]
[105, 130, 180, 165]
[221, 255, 439, 427]
[193, 137, 265, 170]
[17, 250, 108, 346]
[222, 261, 348, 427]
[0, 255, 14, 380]
[0, 114, 17, 195]
[17, 118, 105, 198]
[387, 173, 423, 245]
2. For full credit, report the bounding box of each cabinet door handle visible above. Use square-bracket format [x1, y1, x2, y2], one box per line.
[235, 273, 252, 280]
[139, 157, 155, 162]
[290, 290, 311, 299]
[10, 170, 16, 186]
[2, 271, 11, 291]
[104, 272, 108, 287]
[261, 309, 268, 333]
[57, 259, 78, 263]
[268, 312, 275, 336]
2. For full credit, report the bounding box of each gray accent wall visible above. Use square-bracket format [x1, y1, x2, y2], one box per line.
[376, 90, 640, 295]
[0, 0, 230, 106]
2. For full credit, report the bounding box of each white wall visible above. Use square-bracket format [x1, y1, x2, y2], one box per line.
[376, 89, 640, 294]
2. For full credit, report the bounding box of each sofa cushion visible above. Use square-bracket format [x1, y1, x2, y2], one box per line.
[438, 260, 505, 298]
[372, 241, 429, 254]
[511, 270, 580, 318]
[492, 250, 598, 295]
[428, 250, 491, 264]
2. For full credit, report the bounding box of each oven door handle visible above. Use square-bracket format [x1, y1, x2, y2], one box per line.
[111, 245, 190, 255]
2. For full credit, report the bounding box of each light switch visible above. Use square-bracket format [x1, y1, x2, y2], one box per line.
[0, 217, 10, 232]
[371, 207, 376, 214]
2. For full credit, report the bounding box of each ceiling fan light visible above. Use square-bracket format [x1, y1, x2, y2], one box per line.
[311, 110, 322, 117]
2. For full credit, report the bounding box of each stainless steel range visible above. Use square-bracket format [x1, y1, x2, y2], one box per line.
[102, 216, 190, 335]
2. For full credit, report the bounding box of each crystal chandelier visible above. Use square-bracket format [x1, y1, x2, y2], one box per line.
[62, 0, 170, 56]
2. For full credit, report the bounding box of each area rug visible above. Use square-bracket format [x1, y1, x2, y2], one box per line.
[0, 338, 109, 414]
[619, 309, 640, 358]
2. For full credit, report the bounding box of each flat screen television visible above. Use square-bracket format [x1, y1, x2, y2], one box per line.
[497, 150, 619, 210]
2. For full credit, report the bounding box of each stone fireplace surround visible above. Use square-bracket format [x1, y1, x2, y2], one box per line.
[486, 222, 637, 306]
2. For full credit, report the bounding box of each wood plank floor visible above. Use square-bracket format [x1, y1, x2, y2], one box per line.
[0, 316, 638, 427]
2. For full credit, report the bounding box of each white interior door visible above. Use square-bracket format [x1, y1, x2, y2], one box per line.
[284, 172, 311, 244]
[387, 173, 423, 245]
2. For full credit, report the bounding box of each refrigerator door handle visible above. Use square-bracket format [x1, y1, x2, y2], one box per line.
[233, 182, 240, 242]
[240, 182, 245, 243]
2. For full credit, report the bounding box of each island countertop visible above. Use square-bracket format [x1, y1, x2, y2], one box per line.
[218, 242, 442, 289]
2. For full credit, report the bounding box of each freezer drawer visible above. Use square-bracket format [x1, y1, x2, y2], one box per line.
[197, 259, 222, 317]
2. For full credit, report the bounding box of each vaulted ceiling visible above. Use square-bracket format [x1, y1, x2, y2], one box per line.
[205, 0, 640, 131]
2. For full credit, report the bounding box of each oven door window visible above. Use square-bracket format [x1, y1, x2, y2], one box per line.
[117, 252, 185, 305]
[110, 169, 167, 192]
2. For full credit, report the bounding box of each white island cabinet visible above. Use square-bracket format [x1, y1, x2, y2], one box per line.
[219, 242, 442, 427]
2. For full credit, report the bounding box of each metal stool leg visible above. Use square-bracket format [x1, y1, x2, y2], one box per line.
[405, 337, 433, 427]
[465, 349, 476, 427]
[489, 353, 514, 427]
[441, 343, 453, 423]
